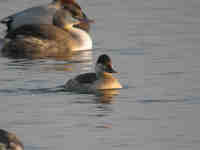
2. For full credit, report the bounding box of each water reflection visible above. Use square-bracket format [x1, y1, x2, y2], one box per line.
[0, 85, 65, 96]
[70, 50, 92, 63]
[69, 89, 120, 105]
[3, 50, 92, 72]
[94, 89, 120, 104]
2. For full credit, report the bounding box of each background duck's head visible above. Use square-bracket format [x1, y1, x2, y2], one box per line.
[53, 9, 92, 30]
[53, 0, 88, 20]
[54, 0, 94, 32]
[53, 9, 80, 29]
[95, 54, 117, 76]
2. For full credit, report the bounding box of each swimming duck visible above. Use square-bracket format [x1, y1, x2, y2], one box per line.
[2, 9, 93, 58]
[65, 54, 122, 91]
[0, 0, 91, 33]
[0, 129, 23, 150]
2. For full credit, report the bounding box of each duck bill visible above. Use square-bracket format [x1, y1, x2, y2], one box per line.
[107, 64, 118, 73]
[79, 18, 95, 24]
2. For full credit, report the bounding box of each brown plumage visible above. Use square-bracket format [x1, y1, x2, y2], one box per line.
[2, 24, 77, 58]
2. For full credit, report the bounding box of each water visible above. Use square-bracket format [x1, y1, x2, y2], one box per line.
[0, 0, 200, 149]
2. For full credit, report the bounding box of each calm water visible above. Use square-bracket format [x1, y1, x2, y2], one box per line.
[0, 0, 200, 149]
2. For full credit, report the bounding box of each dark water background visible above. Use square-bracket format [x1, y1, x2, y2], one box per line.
[0, 0, 200, 149]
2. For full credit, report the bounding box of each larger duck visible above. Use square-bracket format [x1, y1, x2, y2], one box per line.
[0, 0, 91, 32]
[2, 8, 93, 58]
[0, 129, 23, 150]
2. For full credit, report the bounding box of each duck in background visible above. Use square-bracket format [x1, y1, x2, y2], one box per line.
[0, 129, 23, 150]
[0, 0, 91, 33]
[65, 54, 122, 91]
[2, 8, 93, 58]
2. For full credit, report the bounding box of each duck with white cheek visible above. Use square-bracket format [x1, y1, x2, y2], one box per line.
[65, 54, 122, 91]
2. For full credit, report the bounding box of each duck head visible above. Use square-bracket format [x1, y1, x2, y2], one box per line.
[53, 0, 93, 32]
[53, 9, 92, 30]
[95, 54, 117, 76]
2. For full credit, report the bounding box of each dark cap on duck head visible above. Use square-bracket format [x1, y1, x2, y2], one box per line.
[97, 54, 117, 73]
[97, 54, 112, 64]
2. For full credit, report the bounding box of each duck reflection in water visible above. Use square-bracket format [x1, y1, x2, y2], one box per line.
[94, 89, 120, 104]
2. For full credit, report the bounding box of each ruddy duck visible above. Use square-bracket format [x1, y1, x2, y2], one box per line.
[0, 129, 23, 150]
[65, 54, 122, 91]
[0, 0, 91, 32]
[2, 9, 93, 58]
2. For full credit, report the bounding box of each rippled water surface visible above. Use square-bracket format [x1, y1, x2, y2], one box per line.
[0, 0, 200, 149]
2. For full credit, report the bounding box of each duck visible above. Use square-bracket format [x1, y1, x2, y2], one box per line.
[0, 0, 91, 33]
[2, 8, 93, 58]
[65, 54, 122, 91]
[0, 129, 23, 150]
